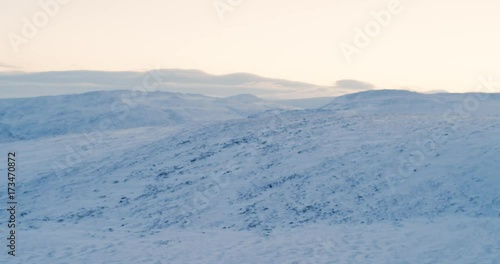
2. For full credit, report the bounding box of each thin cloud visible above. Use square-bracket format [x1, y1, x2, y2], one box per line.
[335, 79, 375, 90]
[0, 63, 19, 70]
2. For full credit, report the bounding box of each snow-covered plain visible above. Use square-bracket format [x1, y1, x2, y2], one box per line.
[0, 90, 499, 263]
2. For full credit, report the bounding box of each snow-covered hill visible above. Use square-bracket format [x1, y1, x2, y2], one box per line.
[0, 90, 291, 142]
[323, 89, 500, 115]
[0, 90, 499, 263]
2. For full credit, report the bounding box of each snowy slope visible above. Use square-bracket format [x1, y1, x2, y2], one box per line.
[0, 90, 499, 263]
[0, 90, 291, 142]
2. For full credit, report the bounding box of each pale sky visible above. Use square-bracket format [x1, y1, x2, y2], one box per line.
[1, 0, 499, 93]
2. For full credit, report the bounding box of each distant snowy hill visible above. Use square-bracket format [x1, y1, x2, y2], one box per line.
[0, 90, 499, 263]
[0, 90, 292, 142]
[322, 89, 500, 115]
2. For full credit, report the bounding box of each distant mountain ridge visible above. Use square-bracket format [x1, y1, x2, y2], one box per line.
[0, 69, 343, 99]
[2, 89, 499, 142]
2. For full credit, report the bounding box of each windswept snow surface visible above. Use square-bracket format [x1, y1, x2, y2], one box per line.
[0, 90, 499, 263]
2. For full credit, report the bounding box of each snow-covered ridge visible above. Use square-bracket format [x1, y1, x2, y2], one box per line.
[3, 89, 498, 142]
[0, 90, 292, 142]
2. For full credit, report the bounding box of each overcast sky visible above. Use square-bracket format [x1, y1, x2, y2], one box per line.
[1, 0, 499, 94]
